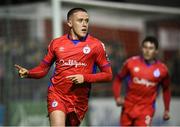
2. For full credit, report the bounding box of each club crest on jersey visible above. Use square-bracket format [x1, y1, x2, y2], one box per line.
[134, 67, 140, 72]
[153, 68, 160, 78]
[52, 100, 58, 108]
[83, 45, 91, 54]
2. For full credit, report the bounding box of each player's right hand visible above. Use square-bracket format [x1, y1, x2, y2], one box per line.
[163, 110, 170, 121]
[66, 74, 84, 84]
[116, 97, 124, 107]
[14, 64, 29, 78]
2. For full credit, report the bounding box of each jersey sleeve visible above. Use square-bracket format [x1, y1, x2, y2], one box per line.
[43, 40, 56, 64]
[28, 40, 55, 78]
[83, 42, 112, 83]
[95, 42, 110, 68]
[112, 59, 129, 99]
[161, 67, 171, 111]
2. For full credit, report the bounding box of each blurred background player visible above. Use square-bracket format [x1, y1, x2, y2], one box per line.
[14, 8, 112, 126]
[112, 36, 171, 126]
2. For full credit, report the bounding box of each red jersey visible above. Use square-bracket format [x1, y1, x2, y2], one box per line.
[27, 34, 112, 120]
[113, 56, 171, 112]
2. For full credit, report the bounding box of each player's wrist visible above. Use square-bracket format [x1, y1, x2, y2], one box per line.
[83, 74, 87, 82]
[116, 97, 121, 101]
[164, 110, 169, 114]
[82, 74, 92, 82]
[26, 70, 32, 78]
[164, 109, 169, 112]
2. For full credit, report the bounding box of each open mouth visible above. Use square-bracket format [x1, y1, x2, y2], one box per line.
[82, 28, 87, 32]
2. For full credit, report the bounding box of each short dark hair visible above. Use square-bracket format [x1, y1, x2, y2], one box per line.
[142, 36, 159, 49]
[67, 8, 88, 20]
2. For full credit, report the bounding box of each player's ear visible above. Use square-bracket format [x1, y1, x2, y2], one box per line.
[67, 20, 72, 27]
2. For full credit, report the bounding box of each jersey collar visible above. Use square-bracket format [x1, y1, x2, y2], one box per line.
[140, 55, 158, 66]
[67, 33, 88, 45]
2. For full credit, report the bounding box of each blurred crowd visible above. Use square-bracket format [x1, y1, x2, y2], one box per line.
[0, 36, 48, 104]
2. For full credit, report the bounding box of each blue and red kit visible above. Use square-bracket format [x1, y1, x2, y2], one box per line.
[27, 34, 112, 123]
[113, 56, 171, 126]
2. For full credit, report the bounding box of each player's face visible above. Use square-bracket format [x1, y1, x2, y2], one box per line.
[142, 41, 158, 61]
[68, 11, 89, 40]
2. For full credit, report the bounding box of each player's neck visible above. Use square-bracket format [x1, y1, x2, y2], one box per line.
[69, 34, 80, 40]
[68, 33, 88, 41]
[144, 59, 156, 65]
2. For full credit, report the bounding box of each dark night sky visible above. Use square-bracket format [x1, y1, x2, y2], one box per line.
[0, 0, 180, 8]
[0, 0, 46, 6]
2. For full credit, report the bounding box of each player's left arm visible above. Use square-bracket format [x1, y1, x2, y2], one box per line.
[161, 70, 171, 121]
[83, 42, 112, 83]
[66, 42, 112, 84]
[66, 66, 112, 84]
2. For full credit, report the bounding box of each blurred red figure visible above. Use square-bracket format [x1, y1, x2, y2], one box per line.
[113, 36, 171, 126]
[15, 8, 112, 126]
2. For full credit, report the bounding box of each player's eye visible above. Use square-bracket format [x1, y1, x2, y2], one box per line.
[77, 19, 83, 23]
[149, 46, 155, 50]
[85, 19, 89, 23]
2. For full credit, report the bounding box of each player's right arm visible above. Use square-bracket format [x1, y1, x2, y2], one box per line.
[14, 64, 29, 78]
[112, 60, 129, 107]
[15, 40, 55, 79]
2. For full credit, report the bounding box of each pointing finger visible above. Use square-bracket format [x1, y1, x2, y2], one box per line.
[14, 64, 22, 70]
